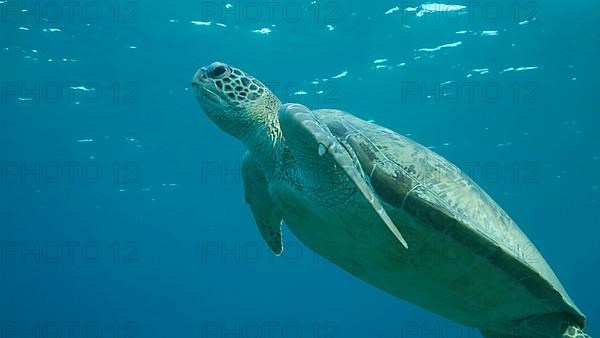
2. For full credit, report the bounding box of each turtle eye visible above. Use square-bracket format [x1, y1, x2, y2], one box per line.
[208, 65, 227, 79]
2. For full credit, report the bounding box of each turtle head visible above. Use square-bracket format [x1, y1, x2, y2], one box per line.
[192, 62, 282, 144]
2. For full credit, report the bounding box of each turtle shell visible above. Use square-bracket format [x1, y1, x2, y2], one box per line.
[314, 108, 585, 328]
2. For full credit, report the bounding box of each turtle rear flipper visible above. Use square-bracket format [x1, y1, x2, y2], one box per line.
[277, 103, 408, 249]
[479, 313, 591, 338]
[480, 325, 591, 338]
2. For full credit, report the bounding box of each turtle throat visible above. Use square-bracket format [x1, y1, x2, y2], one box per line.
[239, 93, 284, 163]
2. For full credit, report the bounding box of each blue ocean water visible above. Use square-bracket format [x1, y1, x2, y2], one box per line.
[1, 1, 598, 337]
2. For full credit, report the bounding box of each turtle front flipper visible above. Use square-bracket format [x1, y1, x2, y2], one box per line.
[278, 103, 408, 249]
[242, 152, 284, 255]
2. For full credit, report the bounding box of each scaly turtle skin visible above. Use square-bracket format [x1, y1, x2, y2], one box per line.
[191, 62, 590, 338]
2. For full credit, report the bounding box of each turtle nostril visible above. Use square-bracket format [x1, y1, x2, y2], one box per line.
[193, 68, 207, 84]
[208, 65, 227, 79]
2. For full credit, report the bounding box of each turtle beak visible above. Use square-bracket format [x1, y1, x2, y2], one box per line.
[192, 67, 224, 107]
[199, 87, 222, 105]
[192, 67, 208, 87]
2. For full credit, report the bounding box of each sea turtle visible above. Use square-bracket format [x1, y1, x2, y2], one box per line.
[191, 62, 590, 338]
